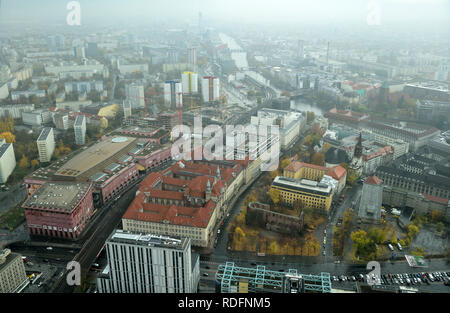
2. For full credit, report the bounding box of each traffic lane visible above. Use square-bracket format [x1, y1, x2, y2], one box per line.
[204, 252, 449, 277]
[8, 246, 76, 262]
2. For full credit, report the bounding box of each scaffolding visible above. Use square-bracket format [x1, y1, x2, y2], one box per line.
[216, 262, 332, 293]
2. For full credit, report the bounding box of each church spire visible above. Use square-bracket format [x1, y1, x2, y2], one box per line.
[354, 132, 363, 159]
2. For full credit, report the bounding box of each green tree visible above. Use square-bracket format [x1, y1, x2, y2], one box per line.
[436, 222, 444, 233]
[306, 111, 315, 123]
[351, 230, 376, 260]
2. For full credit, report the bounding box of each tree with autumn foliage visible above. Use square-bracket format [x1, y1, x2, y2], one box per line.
[31, 159, 40, 169]
[0, 117, 14, 133]
[0, 132, 15, 143]
[18, 155, 30, 169]
[311, 152, 325, 166]
[268, 188, 281, 206]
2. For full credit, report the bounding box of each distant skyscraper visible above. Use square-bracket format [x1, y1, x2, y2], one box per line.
[125, 83, 145, 109]
[181, 72, 198, 95]
[74, 115, 86, 145]
[435, 60, 449, 81]
[73, 46, 86, 59]
[297, 40, 304, 60]
[47, 35, 64, 52]
[201, 77, 220, 103]
[167, 49, 179, 64]
[198, 12, 203, 33]
[164, 80, 182, 109]
[97, 229, 200, 293]
[187, 48, 198, 66]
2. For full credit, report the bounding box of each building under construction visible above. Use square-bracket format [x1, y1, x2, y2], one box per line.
[215, 262, 332, 293]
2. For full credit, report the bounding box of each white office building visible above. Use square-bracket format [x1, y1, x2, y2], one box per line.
[125, 83, 145, 109]
[0, 139, 16, 183]
[250, 108, 305, 150]
[74, 115, 86, 145]
[123, 100, 132, 119]
[37, 127, 55, 163]
[201, 77, 220, 103]
[97, 229, 200, 293]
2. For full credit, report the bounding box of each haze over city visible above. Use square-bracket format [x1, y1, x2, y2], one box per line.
[0, 0, 448, 301]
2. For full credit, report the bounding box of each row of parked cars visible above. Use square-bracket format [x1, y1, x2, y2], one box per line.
[332, 271, 450, 286]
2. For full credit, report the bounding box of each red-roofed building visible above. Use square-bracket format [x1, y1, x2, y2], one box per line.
[122, 159, 248, 247]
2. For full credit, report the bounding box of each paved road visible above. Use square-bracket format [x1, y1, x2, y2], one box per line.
[0, 183, 27, 213]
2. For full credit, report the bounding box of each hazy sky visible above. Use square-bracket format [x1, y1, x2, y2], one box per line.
[0, 0, 449, 28]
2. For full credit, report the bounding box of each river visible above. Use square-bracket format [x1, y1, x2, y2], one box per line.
[290, 99, 324, 116]
[218, 33, 249, 70]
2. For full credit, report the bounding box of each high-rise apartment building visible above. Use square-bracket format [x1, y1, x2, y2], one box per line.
[53, 112, 69, 130]
[187, 48, 198, 65]
[201, 76, 220, 103]
[181, 72, 198, 95]
[37, 127, 55, 163]
[74, 115, 86, 145]
[0, 139, 16, 184]
[125, 83, 145, 109]
[164, 80, 182, 109]
[97, 229, 200, 293]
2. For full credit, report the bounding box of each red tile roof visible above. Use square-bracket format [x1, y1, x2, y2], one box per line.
[123, 199, 215, 228]
[124, 159, 247, 228]
[327, 165, 347, 181]
[365, 176, 382, 185]
[162, 176, 186, 187]
[147, 189, 184, 201]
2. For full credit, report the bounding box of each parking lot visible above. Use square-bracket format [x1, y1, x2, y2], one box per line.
[331, 270, 450, 292]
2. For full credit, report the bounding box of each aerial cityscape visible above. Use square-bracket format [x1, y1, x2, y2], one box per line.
[0, 0, 449, 300]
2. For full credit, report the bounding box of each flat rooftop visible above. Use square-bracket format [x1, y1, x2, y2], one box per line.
[272, 176, 332, 196]
[108, 229, 187, 250]
[23, 181, 91, 213]
[54, 136, 137, 179]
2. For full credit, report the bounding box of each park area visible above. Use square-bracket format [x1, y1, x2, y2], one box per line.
[0, 204, 25, 231]
[226, 176, 324, 257]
